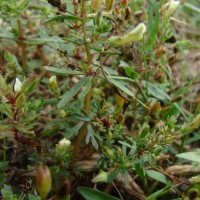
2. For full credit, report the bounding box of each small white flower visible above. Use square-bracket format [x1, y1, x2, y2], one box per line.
[108, 23, 146, 46]
[56, 138, 71, 153]
[14, 78, 22, 93]
[49, 76, 57, 84]
[49, 76, 60, 96]
[164, 0, 180, 18]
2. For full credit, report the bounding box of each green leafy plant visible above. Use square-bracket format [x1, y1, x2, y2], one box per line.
[0, 0, 200, 199]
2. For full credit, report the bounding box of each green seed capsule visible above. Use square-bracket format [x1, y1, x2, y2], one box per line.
[104, 0, 115, 11]
[35, 165, 52, 200]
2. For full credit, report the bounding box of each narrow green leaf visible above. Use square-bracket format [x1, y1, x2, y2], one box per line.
[44, 66, 84, 75]
[45, 14, 82, 23]
[72, 114, 91, 122]
[4, 51, 22, 72]
[135, 163, 146, 183]
[109, 79, 134, 97]
[0, 32, 16, 40]
[176, 152, 200, 162]
[57, 77, 89, 108]
[144, 81, 171, 101]
[86, 124, 100, 150]
[107, 76, 135, 82]
[26, 37, 66, 45]
[146, 170, 169, 184]
[146, 185, 170, 200]
[148, 0, 160, 46]
[0, 104, 13, 119]
[21, 76, 41, 96]
[17, 0, 30, 10]
[65, 121, 84, 138]
[109, 78, 147, 108]
[78, 187, 120, 200]
[124, 67, 140, 80]
[79, 77, 92, 98]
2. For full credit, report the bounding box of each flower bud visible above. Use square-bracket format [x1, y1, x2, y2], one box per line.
[16, 93, 26, 108]
[57, 109, 66, 118]
[151, 101, 161, 115]
[120, 0, 129, 9]
[115, 94, 124, 107]
[104, 0, 115, 11]
[49, 75, 60, 96]
[181, 114, 200, 134]
[108, 23, 146, 46]
[105, 130, 113, 140]
[14, 78, 22, 93]
[104, 146, 114, 159]
[56, 138, 71, 153]
[90, 0, 103, 11]
[35, 165, 52, 199]
[114, 5, 120, 16]
[92, 170, 108, 183]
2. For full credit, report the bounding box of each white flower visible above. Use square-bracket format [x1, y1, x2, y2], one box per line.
[14, 78, 22, 93]
[56, 138, 71, 153]
[108, 23, 146, 46]
[49, 75, 57, 85]
[163, 0, 180, 18]
[49, 75, 60, 96]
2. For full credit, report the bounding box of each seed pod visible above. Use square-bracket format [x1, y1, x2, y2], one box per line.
[104, 0, 115, 11]
[187, 188, 199, 200]
[56, 180, 70, 200]
[35, 165, 52, 199]
[124, 7, 131, 20]
[90, 0, 103, 11]
[108, 23, 146, 46]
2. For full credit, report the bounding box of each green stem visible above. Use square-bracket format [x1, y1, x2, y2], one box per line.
[3, 138, 7, 172]
[70, 0, 92, 166]
[17, 19, 27, 68]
